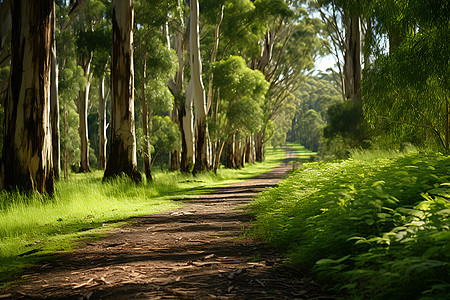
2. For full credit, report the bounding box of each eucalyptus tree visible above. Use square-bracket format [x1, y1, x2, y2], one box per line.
[70, 0, 109, 172]
[104, 0, 141, 182]
[1, 0, 55, 193]
[188, 0, 208, 174]
[251, 2, 326, 160]
[312, 0, 363, 104]
[135, 0, 178, 179]
[210, 56, 269, 171]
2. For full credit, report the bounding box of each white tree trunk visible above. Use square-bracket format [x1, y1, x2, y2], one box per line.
[104, 0, 141, 182]
[1, 0, 54, 193]
[98, 72, 107, 170]
[78, 57, 92, 172]
[190, 0, 208, 173]
[51, 4, 60, 179]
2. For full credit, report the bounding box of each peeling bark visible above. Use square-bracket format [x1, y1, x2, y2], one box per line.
[104, 0, 141, 182]
[1, 0, 54, 193]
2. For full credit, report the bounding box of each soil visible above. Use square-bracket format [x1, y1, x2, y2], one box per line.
[2, 148, 335, 299]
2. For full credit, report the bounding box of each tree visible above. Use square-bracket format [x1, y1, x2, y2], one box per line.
[210, 56, 269, 171]
[1, 0, 55, 193]
[189, 0, 208, 174]
[103, 0, 141, 182]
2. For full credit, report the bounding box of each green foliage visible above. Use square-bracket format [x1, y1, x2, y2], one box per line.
[249, 149, 450, 298]
[361, 0, 450, 152]
[288, 75, 341, 153]
[211, 55, 269, 139]
[0, 148, 285, 286]
[324, 100, 369, 150]
[149, 116, 181, 161]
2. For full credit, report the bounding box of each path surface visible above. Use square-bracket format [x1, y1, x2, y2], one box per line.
[4, 148, 333, 299]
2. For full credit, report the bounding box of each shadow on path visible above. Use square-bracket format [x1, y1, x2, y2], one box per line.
[3, 147, 334, 299]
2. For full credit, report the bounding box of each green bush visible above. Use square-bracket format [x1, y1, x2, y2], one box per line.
[249, 150, 450, 299]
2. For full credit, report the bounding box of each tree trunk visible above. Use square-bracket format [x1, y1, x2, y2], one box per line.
[77, 55, 92, 173]
[169, 106, 181, 171]
[255, 131, 264, 162]
[189, 0, 208, 174]
[169, 19, 186, 171]
[206, 5, 224, 114]
[51, 4, 60, 179]
[225, 135, 236, 169]
[98, 72, 107, 170]
[104, 0, 141, 182]
[64, 105, 69, 179]
[1, 0, 54, 193]
[343, 12, 361, 105]
[181, 94, 194, 172]
[141, 48, 152, 180]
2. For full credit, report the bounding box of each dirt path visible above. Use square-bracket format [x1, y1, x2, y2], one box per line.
[3, 148, 333, 299]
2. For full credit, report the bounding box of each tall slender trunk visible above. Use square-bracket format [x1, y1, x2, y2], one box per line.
[78, 55, 92, 172]
[64, 105, 69, 178]
[104, 0, 141, 182]
[1, 0, 54, 193]
[206, 5, 224, 114]
[98, 72, 107, 170]
[141, 46, 152, 180]
[181, 93, 194, 172]
[189, 0, 207, 174]
[50, 4, 60, 179]
[343, 12, 361, 105]
[169, 20, 186, 171]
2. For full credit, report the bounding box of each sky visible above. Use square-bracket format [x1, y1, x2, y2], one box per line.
[314, 54, 336, 73]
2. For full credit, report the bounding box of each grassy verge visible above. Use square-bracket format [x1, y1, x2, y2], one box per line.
[0, 147, 285, 287]
[249, 147, 450, 299]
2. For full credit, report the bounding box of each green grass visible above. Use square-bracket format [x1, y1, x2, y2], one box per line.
[0, 147, 285, 286]
[249, 148, 450, 299]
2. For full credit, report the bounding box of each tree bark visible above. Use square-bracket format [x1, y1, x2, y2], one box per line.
[141, 47, 152, 180]
[51, 3, 60, 179]
[168, 18, 187, 171]
[98, 72, 107, 170]
[104, 0, 141, 182]
[189, 0, 208, 174]
[77, 55, 92, 173]
[255, 131, 264, 162]
[1, 0, 54, 193]
[343, 12, 361, 105]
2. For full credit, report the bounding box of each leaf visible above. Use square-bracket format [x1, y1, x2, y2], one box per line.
[365, 218, 375, 225]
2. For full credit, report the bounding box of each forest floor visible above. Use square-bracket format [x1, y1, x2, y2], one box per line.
[2, 148, 334, 299]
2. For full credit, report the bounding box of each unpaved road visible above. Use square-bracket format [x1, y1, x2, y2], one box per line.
[2, 148, 334, 299]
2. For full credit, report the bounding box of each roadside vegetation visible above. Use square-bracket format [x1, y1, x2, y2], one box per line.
[249, 147, 450, 299]
[0, 147, 285, 286]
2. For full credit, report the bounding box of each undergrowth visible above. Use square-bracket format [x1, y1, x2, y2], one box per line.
[249, 148, 450, 299]
[0, 147, 285, 286]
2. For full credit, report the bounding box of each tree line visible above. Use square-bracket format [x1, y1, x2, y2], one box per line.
[0, 0, 326, 193]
